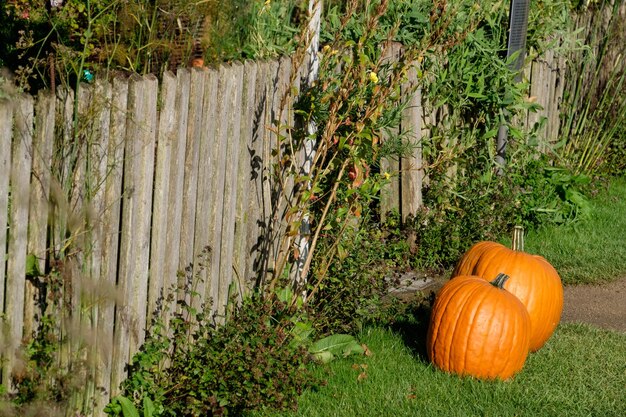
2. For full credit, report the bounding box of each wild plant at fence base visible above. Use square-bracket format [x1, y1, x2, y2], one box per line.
[105, 262, 319, 417]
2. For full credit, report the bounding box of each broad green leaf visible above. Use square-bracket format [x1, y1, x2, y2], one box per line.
[26, 253, 42, 277]
[117, 396, 140, 417]
[143, 397, 155, 417]
[310, 334, 365, 363]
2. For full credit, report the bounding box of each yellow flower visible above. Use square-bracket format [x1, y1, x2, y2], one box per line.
[369, 71, 379, 84]
[383, 172, 391, 180]
[264, 0, 270, 4]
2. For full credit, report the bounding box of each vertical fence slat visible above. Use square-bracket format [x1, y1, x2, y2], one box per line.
[261, 60, 280, 279]
[24, 92, 55, 337]
[179, 68, 206, 278]
[96, 76, 127, 409]
[3, 95, 34, 388]
[130, 74, 157, 353]
[194, 67, 218, 306]
[400, 64, 424, 220]
[0, 100, 14, 386]
[247, 61, 270, 285]
[24, 91, 55, 341]
[102, 78, 128, 398]
[234, 61, 258, 293]
[111, 74, 157, 394]
[209, 64, 234, 316]
[84, 79, 114, 416]
[380, 43, 402, 220]
[218, 62, 244, 314]
[272, 57, 294, 280]
[149, 71, 177, 323]
[162, 69, 191, 316]
[526, 58, 541, 139]
[554, 51, 567, 140]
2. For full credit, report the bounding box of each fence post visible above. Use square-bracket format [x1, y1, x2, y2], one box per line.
[380, 42, 403, 220]
[400, 64, 424, 221]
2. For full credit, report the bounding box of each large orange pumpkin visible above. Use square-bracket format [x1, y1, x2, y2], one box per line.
[453, 227, 563, 352]
[427, 274, 531, 380]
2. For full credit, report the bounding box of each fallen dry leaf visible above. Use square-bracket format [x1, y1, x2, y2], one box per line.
[362, 344, 373, 357]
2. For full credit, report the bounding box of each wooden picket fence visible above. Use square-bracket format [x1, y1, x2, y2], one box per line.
[1, 44, 573, 414]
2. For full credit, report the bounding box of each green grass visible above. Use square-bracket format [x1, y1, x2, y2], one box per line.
[524, 176, 626, 285]
[252, 324, 626, 417]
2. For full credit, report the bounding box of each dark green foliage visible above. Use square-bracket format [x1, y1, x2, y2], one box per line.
[308, 211, 416, 335]
[409, 156, 591, 271]
[106, 275, 319, 417]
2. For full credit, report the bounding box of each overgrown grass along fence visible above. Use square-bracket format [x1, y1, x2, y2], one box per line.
[1, 44, 568, 415]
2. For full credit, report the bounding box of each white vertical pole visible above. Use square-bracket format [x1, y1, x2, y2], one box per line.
[295, 0, 322, 290]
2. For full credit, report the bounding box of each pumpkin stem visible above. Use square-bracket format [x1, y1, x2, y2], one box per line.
[512, 225, 524, 251]
[491, 273, 510, 289]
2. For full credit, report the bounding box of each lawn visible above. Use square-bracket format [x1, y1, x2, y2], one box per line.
[524, 176, 626, 285]
[253, 324, 626, 417]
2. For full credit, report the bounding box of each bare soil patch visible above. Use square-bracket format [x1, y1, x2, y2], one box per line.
[392, 273, 626, 333]
[560, 276, 626, 333]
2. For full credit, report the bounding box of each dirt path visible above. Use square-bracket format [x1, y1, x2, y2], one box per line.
[561, 277, 626, 333]
[392, 273, 626, 333]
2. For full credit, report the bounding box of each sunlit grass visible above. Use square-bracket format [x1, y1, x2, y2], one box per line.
[525, 176, 626, 284]
[252, 324, 626, 417]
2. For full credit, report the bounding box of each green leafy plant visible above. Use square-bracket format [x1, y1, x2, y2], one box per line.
[105, 261, 320, 417]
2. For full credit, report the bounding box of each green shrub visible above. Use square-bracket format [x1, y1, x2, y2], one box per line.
[105, 269, 319, 417]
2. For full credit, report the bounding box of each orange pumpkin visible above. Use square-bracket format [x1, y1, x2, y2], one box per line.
[427, 274, 531, 380]
[453, 227, 563, 352]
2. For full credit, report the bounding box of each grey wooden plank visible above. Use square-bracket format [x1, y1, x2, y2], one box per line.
[162, 69, 190, 317]
[400, 64, 424, 221]
[3, 95, 34, 389]
[111, 74, 157, 393]
[233, 61, 258, 296]
[24, 91, 55, 341]
[178, 68, 206, 285]
[246, 61, 270, 286]
[218, 62, 244, 315]
[194, 67, 218, 308]
[0, 99, 13, 316]
[209, 64, 234, 317]
[148, 71, 177, 324]
[102, 76, 129, 399]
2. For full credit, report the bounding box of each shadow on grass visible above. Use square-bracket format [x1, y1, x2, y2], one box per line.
[387, 291, 435, 362]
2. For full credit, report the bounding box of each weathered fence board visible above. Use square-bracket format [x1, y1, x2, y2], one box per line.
[3, 95, 34, 388]
[148, 71, 177, 324]
[217, 62, 244, 315]
[248, 61, 271, 287]
[111, 74, 158, 395]
[162, 69, 191, 318]
[23, 91, 55, 343]
[0, 100, 13, 317]
[179, 68, 206, 282]
[209, 64, 235, 317]
[194, 67, 218, 307]
[400, 63, 424, 220]
[233, 61, 258, 292]
[97, 76, 128, 402]
[380, 43, 403, 219]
